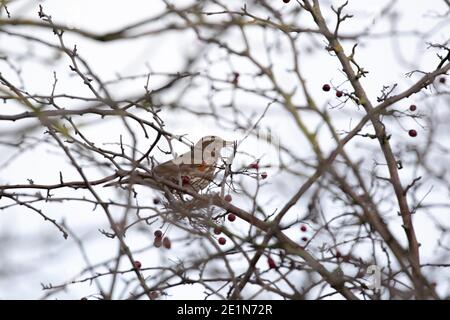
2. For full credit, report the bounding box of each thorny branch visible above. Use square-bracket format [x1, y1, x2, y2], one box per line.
[0, 0, 449, 300]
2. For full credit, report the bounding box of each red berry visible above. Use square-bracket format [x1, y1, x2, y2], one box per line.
[409, 104, 417, 112]
[300, 225, 307, 232]
[261, 172, 268, 179]
[249, 162, 259, 170]
[322, 84, 331, 92]
[134, 260, 142, 269]
[301, 237, 308, 242]
[232, 72, 240, 85]
[153, 198, 160, 205]
[336, 90, 343, 98]
[162, 237, 171, 249]
[154, 230, 162, 238]
[267, 257, 276, 269]
[335, 251, 342, 258]
[218, 237, 226, 245]
[408, 129, 417, 137]
[224, 194, 232, 202]
[150, 291, 159, 300]
[154, 237, 162, 248]
[439, 77, 446, 84]
[181, 175, 190, 186]
[213, 226, 222, 235]
[228, 213, 236, 222]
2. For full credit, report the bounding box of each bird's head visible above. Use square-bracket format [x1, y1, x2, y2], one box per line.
[170, 136, 235, 166]
[193, 135, 235, 165]
[195, 135, 234, 150]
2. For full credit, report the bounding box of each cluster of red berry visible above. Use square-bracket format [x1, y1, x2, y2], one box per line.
[249, 162, 268, 179]
[134, 231, 172, 274]
[214, 211, 238, 246]
[323, 82, 421, 138]
[300, 224, 308, 243]
[154, 230, 171, 249]
[322, 83, 343, 98]
[408, 104, 418, 138]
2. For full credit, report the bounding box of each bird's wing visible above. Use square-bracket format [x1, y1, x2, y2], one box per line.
[152, 159, 194, 178]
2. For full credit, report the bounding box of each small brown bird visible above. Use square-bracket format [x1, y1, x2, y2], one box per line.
[105, 136, 234, 193]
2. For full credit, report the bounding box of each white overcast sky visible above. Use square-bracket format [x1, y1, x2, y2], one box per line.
[0, 0, 449, 299]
